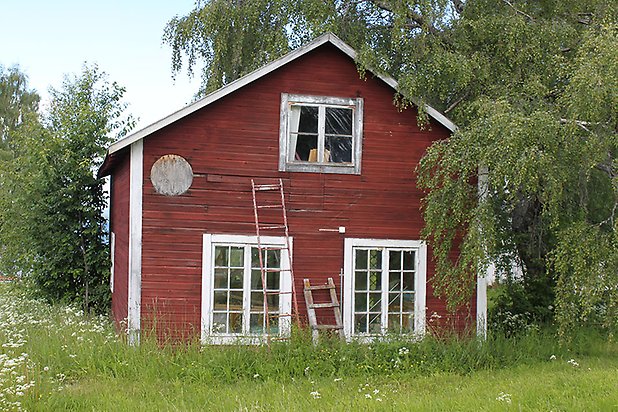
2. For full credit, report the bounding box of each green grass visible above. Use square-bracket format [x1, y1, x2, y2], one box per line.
[1, 283, 616, 411]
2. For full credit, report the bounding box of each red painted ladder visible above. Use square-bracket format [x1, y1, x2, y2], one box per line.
[251, 179, 300, 343]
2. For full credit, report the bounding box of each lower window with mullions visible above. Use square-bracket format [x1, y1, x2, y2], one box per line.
[343, 239, 427, 340]
[202, 234, 292, 344]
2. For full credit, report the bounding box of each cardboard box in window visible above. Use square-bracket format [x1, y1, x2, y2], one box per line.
[308, 149, 330, 162]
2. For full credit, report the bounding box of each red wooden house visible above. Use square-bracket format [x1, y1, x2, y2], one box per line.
[98, 33, 487, 344]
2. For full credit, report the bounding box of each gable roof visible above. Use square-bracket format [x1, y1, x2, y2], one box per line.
[98, 33, 456, 177]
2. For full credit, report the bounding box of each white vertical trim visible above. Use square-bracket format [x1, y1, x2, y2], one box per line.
[380, 249, 389, 335]
[476, 275, 488, 339]
[342, 238, 427, 342]
[343, 238, 354, 340]
[128, 140, 143, 345]
[415, 243, 427, 337]
[201, 234, 213, 343]
[110, 232, 116, 293]
[477, 166, 489, 339]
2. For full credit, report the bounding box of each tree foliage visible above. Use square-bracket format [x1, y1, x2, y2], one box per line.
[0, 65, 40, 160]
[0, 65, 134, 312]
[164, 0, 617, 335]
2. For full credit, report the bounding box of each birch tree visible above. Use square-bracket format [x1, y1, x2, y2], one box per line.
[164, 0, 617, 335]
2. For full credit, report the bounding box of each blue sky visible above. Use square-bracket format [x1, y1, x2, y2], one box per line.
[1, 0, 202, 131]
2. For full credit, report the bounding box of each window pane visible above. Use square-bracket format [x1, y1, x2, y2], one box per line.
[355, 271, 368, 290]
[388, 314, 401, 332]
[389, 251, 401, 270]
[325, 136, 352, 163]
[355, 314, 367, 333]
[251, 248, 261, 267]
[251, 292, 264, 311]
[267, 250, 280, 268]
[354, 292, 367, 312]
[369, 271, 381, 290]
[325, 107, 352, 135]
[267, 272, 279, 290]
[267, 314, 279, 334]
[212, 313, 227, 334]
[250, 313, 264, 333]
[229, 291, 243, 309]
[214, 268, 228, 289]
[403, 251, 414, 270]
[368, 292, 381, 311]
[388, 271, 401, 291]
[297, 105, 318, 133]
[215, 246, 228, 266]
[388, 292, 401, 312]
[214, 291, 227, 311]
[293, 134, 318, 161]
[229, 313, 243, 333]
[402, 293, 415, 312]
[369, 314, 381, 333]
[251, 269, 262, 289]
[230, 247, 243, 267]
[369, 250, 381, 269]
[229, 269, 243, 289]
[403, 272, 415, 291]
[355, 249, 368, 270]
[403, 313, 414, 332]
[267, 294, 279, 311]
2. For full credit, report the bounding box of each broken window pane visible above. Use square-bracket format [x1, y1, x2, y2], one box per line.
[325, 136, 352, 163]
[286, 99, 359, 167]
[325, 107, 352, 135]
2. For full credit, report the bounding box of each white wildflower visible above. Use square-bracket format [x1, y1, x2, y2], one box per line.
[310, 391, 321, 399]
[496, 392, 512, 404]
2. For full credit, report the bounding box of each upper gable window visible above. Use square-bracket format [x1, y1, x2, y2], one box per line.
[279, 94, 363, 174]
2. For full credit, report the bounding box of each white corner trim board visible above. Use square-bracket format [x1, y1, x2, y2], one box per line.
[128, 140, 143, 344]
[477, 274, 488, 339]
[476, 165, 489, 340]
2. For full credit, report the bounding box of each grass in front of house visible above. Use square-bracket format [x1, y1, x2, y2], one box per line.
[1, 283, 616, 411]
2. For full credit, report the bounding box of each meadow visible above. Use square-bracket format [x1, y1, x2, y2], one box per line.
[0, 283, 616, 411]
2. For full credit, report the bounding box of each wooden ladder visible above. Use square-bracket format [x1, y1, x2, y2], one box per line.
[303, 278, 344, 343]
[251, 179, 300, 344]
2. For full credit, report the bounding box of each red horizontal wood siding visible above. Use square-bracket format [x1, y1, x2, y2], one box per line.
[139, 44, 474, 339]
[110, 150, 130, 330]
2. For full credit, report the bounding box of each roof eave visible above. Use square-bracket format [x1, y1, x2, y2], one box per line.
[102, 32, 457, 171]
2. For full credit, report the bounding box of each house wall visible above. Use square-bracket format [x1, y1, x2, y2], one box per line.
[138, 44, 474, 339]
[110, 150, 130, 329]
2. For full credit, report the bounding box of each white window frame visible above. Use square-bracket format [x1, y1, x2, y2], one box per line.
[343, 238, 427, 341]
[201, 234, 292, 345]
[278, 93, 364, 174]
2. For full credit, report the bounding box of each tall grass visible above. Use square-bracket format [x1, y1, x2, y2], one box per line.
[1, 282, 616, 411]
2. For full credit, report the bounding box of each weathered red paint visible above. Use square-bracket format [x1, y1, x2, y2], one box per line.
[109, 43, 475, 340]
